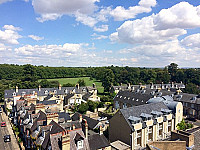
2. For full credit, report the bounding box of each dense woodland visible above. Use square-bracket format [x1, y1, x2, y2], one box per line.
[0, 63, 200, 100]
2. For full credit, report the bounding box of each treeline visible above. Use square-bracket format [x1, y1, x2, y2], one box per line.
[0, 64, 86, 80]
[0, 63, 200, 101]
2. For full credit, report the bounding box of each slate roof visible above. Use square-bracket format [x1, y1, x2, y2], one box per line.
[58, 112, 71, 122]
[88, 133, 110, 150]
[61, 121, 82, 131]
[114, 91, 152, 106]
[4, 86, 94, 99]
[71, 112, 99, 129]
[82, 93, 92, 101]
[119, 102, 169, 130]
[37, 100, 57, 105]
[42, 120, 66, 149]
[68, 128, 90, 150]
[31, 110, 47, 132]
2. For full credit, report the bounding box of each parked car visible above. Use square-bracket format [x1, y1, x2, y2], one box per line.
[1, 122, 6, 127]
[98, 117, 107, 121]
[4, 135, 11, 142]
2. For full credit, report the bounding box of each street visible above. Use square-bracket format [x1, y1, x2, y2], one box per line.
[0, 111, 20, 150]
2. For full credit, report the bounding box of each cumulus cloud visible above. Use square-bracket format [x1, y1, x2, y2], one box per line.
[0, 25, 22, 45]
[93, 25, 108, 32]
[110, 17, 186, 44]
[91, 33, 108, 40]
[75, 12, 97, 27]
[110, 2, 200, 45]
[28, 35, 44, 41]
[109, 0, 156, 21]
[32, 0, 99, 23]
[154, 2, 200, 30]
[14, 43, 83, 56]
[181, 33, 200, 48]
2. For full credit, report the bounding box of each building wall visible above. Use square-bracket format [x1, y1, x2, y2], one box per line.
[109, 111, 132, 145]
[146, 141, 186, 150]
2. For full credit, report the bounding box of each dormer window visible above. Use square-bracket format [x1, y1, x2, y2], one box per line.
[22, 91, 26, 97]
[64, 89, 68, 94]
[44, 90, 48, 95]
[77, 140, 83, 149]
[54, 90, 57, 94]
[12, 92, 16, 96]
[75, 133, 84, 149]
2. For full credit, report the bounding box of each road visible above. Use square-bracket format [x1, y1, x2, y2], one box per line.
[0, 111, 20, 150]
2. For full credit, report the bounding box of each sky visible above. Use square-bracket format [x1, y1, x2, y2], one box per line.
[0, 0, 200, 67]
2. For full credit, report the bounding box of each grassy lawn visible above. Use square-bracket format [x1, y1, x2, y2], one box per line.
[46, 77, 104, 93]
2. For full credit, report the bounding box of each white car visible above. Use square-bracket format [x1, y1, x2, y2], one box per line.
[98, 117, 107, 121]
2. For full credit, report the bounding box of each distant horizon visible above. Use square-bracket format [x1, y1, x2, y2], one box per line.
[0, 63, 199, 69]
[0, 0, 200, 67]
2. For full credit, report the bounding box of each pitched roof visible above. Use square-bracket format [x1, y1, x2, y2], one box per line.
[88, 133, 110, 150]
[114, 91, 152, 106]
[31, 110, 46, 132]
[119, 102, 169, 130]
[71, 112, 99, 129]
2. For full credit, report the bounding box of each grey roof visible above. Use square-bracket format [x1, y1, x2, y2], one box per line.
[58, 112, 71, 122]
[88, 133, 110, 150]
[60, 121, 82, 131]
[38, 100, 57, 105]
[82, 93, 92, 101]
[148, 96, 178, 113]
[119, 102, 169, 130]
[72, 112, 99, 129]
[114, 91, 152, 106]
[4, 86, 94, 99]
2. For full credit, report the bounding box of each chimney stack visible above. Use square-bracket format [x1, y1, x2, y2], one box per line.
[150, 82, 154, 89]
[59, 84, 62, 90]
[72, 124, 75, 130]
[38, 85, 41, 91]
[15, 86, 18, 93]
[171, 82, 174, 88]
[99, 125, 103, 135]
[82, 119, 88, 139]
[93, 83, 96, 88]
[76, 84, 80, 89]
[79, 114, 83, 122]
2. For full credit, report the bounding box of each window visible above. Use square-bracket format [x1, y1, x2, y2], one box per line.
[12, 92, 16, 96]
[191, 104, 194, 108]
[77, 140, 83, 149]
[44, 90, 48, 95]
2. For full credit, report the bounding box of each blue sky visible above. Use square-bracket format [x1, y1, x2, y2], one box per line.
[0, 0, 200, 67]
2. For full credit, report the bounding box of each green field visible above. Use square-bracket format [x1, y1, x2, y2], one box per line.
[46, 77, 104, 93]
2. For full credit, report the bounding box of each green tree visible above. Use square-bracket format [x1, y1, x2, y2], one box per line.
[78, 103, 89, 114]
[63, 83, 75, 87]
[77, 79, 86, 86]
[168, 63, 178, 81]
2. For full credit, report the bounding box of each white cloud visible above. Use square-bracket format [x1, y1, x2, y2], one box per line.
[0, 25, 22, 45]
[110, 2, 200, 45]
[0, 0, 12, 4]
[32, 0, 99, 24]
[93, 25, 108, 32]
[14, 43, 83, 56]
[36, 14, 62, 22]
[91, 33, 108, 40]
[75, 12, 97, 27]
[110, 17, 186, 44]
[109, 0, 157, 21]
[28, 35, 44, 41]
[181, 33, 200, 48]
[154, 2, 200, 30]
